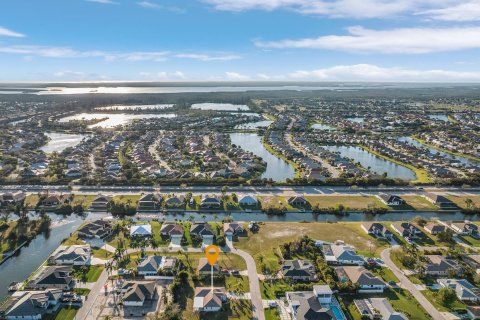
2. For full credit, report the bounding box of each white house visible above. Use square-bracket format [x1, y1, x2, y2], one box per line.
[336, 266, 386, 293]
[286, 285, 346, 320]
[52, 245, 91, 266]
[130, 224, 152, 237]
[322, 243, 365, 266]
[4, 289, 63, 320]
[193, 287, 227, 312]
[120, 281, 157, 307]
[437, 279, 480, 302]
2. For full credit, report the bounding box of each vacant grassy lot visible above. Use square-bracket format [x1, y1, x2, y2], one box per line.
[264, 308, 281, 320]
[44, 307, 78, 320]
[236, 222, 389, 272]
[306, 195, 388, 210]
[402, 195, 438, 210]
[24, 194, 40, 208]
[112, 194, 140, 205]
[422, 289, 467, 312]
[459, 235, 480, 247]
[91, 248, 113, 259]
[444, 195, 480, 209]
[70, 194, 97, 208]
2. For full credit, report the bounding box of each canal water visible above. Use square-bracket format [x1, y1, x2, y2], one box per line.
[59, 113, 176, 128]
[229, 132, 295, 181]
[312, 123, 336, 131]
[398, 137, 480, 167]
[322, 145, 417, 180]
[428, 114, 448, 122]
[40, 132, 87, 153]
[191, 103, 250, 111]
[0, 216, 85, 300]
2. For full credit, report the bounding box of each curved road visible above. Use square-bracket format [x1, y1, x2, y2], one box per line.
[231, 248, 265, 320]
[381, 248, 445, 320]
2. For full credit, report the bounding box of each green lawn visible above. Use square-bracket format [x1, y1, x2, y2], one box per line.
[445, 195, 480, 209]
[46, 307, 78, 320]
[260, 279, 292, 299]
[79, 265, 104, 282]
[422, 289, 467, 312]
[402, 195, 438, 211]
[264, 308, 281, 320]
[91, 248, 113, 259]
[370, 267, 399, 283]
[73, 288, 91, 296]
[459, 235, 480, 247]
[306, 195, 389, 210]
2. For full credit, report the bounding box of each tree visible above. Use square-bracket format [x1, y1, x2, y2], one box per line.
[438, 287, 457, 307]
[465, 198, 474, 209]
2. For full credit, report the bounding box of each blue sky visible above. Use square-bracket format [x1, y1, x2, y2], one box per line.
[1, 0, 480, 81]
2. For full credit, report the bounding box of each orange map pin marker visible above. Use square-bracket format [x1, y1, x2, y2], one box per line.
[205, 245, 220, 266]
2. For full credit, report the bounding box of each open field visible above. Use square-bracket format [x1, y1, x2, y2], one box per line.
[422, 289, 467, 312]
[306, 195, 388, 210]
[402, 195, 439, 210]
[44, 307, 78, 320]
[444, 195, 480, 209]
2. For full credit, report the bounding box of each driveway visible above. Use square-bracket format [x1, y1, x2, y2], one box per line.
[381, 248, 446, 320]
[232, 248, 265, 320]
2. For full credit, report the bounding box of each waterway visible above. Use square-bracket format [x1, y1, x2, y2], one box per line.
[191, 103, 250, 111]
[229, 132, 295, 181]
[398, 137, 480, 167]
[58, 113, 176, 128]
[312, 123, 337, 131]
[0, 216, 85, 300]
[40, 132, 87, 153]
[322, 145, 417, 180]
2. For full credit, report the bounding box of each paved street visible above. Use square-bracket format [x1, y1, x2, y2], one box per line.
[231, 248, 265, 320]
[75, 268, 109, 320]
[381, 247, 446, 320]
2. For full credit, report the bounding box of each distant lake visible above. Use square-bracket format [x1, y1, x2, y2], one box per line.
[322, 145, 417, 180]
[347, 117, 365, 124]
[428, 114, 449, 122]
[58, 113, 176, 128]
[40, 132, 87, 153]
[235, 120, 273, 129]
[312, 123, 336, 131]
[229, 133, 295, 181]
[191, 103, 250, 111]
[95, 104, 174, 111]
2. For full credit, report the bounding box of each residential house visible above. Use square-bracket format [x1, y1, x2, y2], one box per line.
[424, 255, 462, 277]
[27, 266, 73, 290]
[423, 222, 446, 235]
[190, 223, 215, 245]
[41, 195, 65, 209]
[238, 195, 258, 207]
[193, 287, 227, 312]
[335, 266, 386, 293]
[51, 245, 91, 266]
[437, 279, 480, 302]
[361, 222, 393, 239]
[77, 220, 112, 239]
[89, 195, 111, 211]
[377, 193, 405, 206]
[282, 260, 317, 281]
[467, 306, 480, 320]
[130, 224, 152, 237]
[137, 256, 178, 276]
[120, 281, 157, 307]
[390, 222, 422, 238]
[223, 222, 244, 240]
[160, 222, 184, 244]
[197, 257, 220, 275]
[450, 221, 479, 237]
[3, 289, 63, 320]
[288, 195, 308, 207]
[354, 298, 408, 320]
[461, 254, 480, 273]
[0, 191, 25, 207]
[164, 196, 184, 208]
[322, 243, 365, 266]
[136, 194, 162, 212]
[424, 193, 456, 208]
[200, 195, 222, 209]
[286, 285, 346, 320]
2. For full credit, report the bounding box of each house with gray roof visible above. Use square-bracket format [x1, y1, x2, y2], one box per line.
[27, 266, 73, 290]
[120, 281, 157, 307]
[377, 194, 405, 206]
[3, 289, 63, 320]
[193, 287, 227, 312]
[137, 255, 178, 276]
[282, 260, 317, 281]
[286, 285, 346, 320]
[424, 255, 462, 277]
[322, 244, 365, 266]
[423, 222, 445, 235]
[437, 279, 480, 302]
[51, 245, 91, 266]
[361, 222, 393, 239]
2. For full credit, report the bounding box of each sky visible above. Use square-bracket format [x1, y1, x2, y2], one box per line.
[1, 0, 480, 82]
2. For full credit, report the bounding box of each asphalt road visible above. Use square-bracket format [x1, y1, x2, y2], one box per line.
[381, 247, 446, 320]
[75, 268, 109, 320]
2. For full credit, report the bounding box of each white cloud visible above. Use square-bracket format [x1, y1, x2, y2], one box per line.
[175, 53, 241, 61]
[138, 1, 161, 9]
[86, 0, 118, 4]
[203, 0, 462, 19]
[139, 71, 186, 79]
[255, 26, 480, 54]
[0, 26, 25, 38]
[224, 72, 251, 80]
[418, 1, 480, 21]
[286, 64, 480, 81]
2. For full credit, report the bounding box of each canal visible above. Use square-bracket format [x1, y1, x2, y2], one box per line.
[229, 132, 296, 181]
